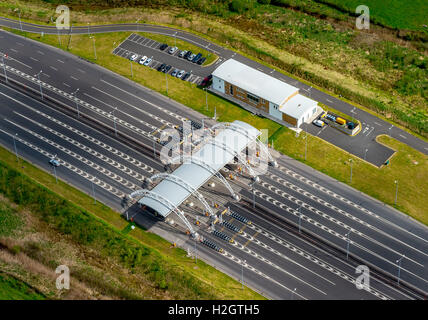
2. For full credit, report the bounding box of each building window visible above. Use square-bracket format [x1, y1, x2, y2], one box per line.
[312, 107, 316, 114]
[247, 93, 259, 104]
[230, 85, 234, 95]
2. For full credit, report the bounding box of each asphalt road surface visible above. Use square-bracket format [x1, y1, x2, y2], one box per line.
[0, 26, 426, 299]
[1, 17, 426, 167]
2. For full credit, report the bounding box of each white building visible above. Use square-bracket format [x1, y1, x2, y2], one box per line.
[212, 59, 320, 128]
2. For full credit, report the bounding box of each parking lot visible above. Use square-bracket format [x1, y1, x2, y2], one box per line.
[113, 33, 222, 85]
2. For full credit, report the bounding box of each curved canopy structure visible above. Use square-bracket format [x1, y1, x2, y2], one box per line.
[137, 120, 261, 219]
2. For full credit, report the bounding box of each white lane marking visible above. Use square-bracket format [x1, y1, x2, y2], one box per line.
[57, 59, 65, 63]
[258, 180, 425, 267]
[399, 134, 407, 139]
[16, 42, 24, 46]
[36, 50, 45, 55]
[50, 66, 58, 71]
[6, 119, 137, 191]
[42, 73, 50, 78]
[366, 127, 374, 137]
[253, 189, 428, 284]
[0, 128, 124, 198]
[63, 82, 70, 88]
[30, 57, 39, 62]
[10, 48, 18, 53]
[99, 79, 187, 122]
[11, 98, 156, 175]
[70, 75, 79, 81]
[77, 68, 86, 74]
[326, 99, 333, 103]
[265, 173, 428, 258]
[276, 163, 428, 244]
[374, 122, 382, 126]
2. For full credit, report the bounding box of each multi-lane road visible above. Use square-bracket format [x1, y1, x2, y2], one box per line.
[0, 24, 427, 299]
[1, 16, 427, 167]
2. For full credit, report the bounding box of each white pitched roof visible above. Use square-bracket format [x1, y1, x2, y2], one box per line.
[279, 94, 318, 120]
[212, 59, 298, 106]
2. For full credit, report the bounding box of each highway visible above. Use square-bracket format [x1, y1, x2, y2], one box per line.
[1, 17, 427, 167]
[0, 27, 427, 299]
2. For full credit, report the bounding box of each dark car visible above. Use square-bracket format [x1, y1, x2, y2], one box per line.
[159, 43, 168, 51]
[192, 53, 202, 63]
[164, 65, 172, 73]
[184, 50, 192, 59]
[201, 75, 212, 86]
[157, 63, 166, 72]
[196, 57, 206, 65]
[181, 72, 191, 81]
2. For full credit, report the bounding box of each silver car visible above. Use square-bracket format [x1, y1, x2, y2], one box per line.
[177, 69, 185, 78]
[168, 46, 178, 54]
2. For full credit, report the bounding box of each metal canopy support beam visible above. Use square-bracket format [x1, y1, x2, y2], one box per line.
[150, 172, 215, 218]
[129, 189, 198, 238]
[172, 155, 240, 201]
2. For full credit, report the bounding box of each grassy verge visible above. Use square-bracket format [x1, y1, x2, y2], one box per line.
[138, 32, 218, 66]
[0, 273, 45, 300]
[0, 145, 264, 299]
[5, 30, 428, 225]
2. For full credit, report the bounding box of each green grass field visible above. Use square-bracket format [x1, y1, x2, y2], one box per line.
[318, 0, 428, 31]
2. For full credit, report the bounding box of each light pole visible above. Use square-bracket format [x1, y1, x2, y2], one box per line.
[87, 22, 90, 36]
[19, 9, 23, 32]
[110, 107, 117, 137]
[291, 288, 297, 300]
[394, 180, 398, 205]
[91, 180, 96, 204]
[1, 54, 8, 83]
[364, 148, 368, 161]
[53, 163, 58, 183]
[194, 239, 197, 264]
[130, 60, 133, 78]
[174, 31, 177, 47]
[346, 230, 351, 260]
[71, 88, 80, 117]
[12, 133, 19, 161]
[35, 70, 43, 99]
[297, 204, 303, 234]
[205, 87, 208, 111]
[349, 159, 353, 183]
[90, 36, 97, 60]
[165, 72, 168, 95]
[304, 127, 307, 161]
[396, 255, 404, 285]
[241, 259, 246, 289]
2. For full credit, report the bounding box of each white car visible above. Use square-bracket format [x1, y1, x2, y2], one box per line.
[143, 58, 152, 66]
[129, 54, 138, 61]
[49, 159, 60, 167]
[168, 46, 178, 54]
[177, 69, 185, 78]
[312, 119, 325, 127]
[138, 56, 147, 64]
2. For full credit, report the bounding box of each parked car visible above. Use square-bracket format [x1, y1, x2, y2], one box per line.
[168, 46, 178, 54]
[159, 43, 168, 51]
[187, 53, 196, 61]
[177, 69, 185, 78]
[196, 57, 206, 65]
[184, 51, 192, 59]
[192, 53, 202, 63]
[164, 65, 172, 73]
[171, 68, 179, 77]
[179, 50, 187, 58]
[138, 56, 147, 64]
[143, 57, 152, 66]
[181, 72, 191, 81]
[157, 63, 166, 72]
[129, 54, 138, 61]
[49, 159, 60, 167]
[201, 75, 212, 86]
[312, 119, 325, 127]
